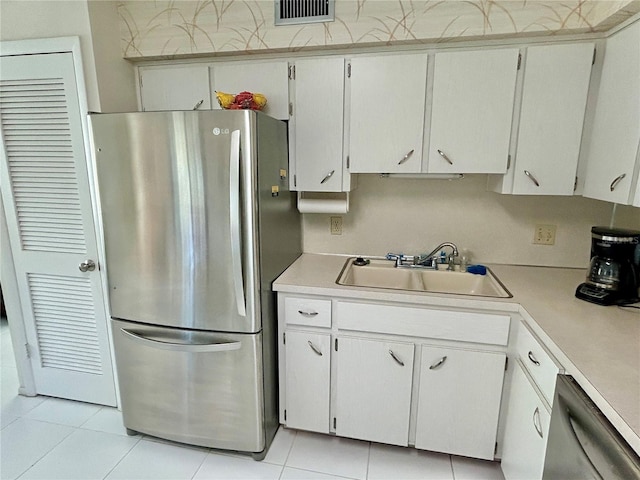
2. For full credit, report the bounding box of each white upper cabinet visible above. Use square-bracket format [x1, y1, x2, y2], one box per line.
[426, 48, 519, 174]
[582, 20, 640, 204]
[289, 57, 347, 192]
[348, 54, 428, 173]
[139, 65, 211, 111]
[210, 60, 289, 120]
[491, 43, 594, 195]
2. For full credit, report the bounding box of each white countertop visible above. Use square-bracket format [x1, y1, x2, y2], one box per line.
[273, 253, 640, 454]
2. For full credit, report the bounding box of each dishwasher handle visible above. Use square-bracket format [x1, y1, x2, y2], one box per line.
[120, 328, 242, 353]
[542, 375, 640, 479]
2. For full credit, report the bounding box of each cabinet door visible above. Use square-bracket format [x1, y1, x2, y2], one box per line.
[211, 61, 289, 120]
[290, 57, 345, 192]
[285, 331, 331, 433]
[139, 65, 211, 111]
[500, 362, 550, 480]
[415, 345, 505, 460]
[348, 54, 427, 173]
[582, 21, 640, 204]
[511, 43, 594, 195]
[336, 337, 414, 446]
[427, 49, 519, 173]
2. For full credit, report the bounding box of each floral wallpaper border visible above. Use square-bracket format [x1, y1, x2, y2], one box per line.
[118, 0, 640, 59]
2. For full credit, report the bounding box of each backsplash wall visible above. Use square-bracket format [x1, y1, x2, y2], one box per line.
[302, 174, 640, 268]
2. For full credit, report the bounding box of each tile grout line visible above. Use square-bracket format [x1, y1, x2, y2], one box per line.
[449, 454, 456, 480]
[12, 419, 77, 480]
[276, 427, 299, 479]
[365, 441, 372, 480]
[188, 445, 213, 480]
[100, 433, 145, 480]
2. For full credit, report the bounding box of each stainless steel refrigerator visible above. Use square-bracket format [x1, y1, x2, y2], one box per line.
[89, 110, 301, 459]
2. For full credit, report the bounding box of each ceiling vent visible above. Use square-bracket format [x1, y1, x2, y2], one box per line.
[275, 0, 335, 26]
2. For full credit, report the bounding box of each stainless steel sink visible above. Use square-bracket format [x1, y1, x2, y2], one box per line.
[336, 258, 512, 298]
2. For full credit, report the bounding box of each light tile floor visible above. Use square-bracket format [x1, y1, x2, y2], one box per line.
[0, 318, 504, 480]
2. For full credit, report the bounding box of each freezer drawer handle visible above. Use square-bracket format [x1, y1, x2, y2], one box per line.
[229, 129, 246, 317]
[120, 328, 242, 353]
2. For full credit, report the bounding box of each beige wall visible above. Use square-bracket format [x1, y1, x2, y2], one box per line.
[0, 0, 100, 110]
[87, 1, 137, 113]
[302, 174, 640, 268]
[0, 0, 136, 113]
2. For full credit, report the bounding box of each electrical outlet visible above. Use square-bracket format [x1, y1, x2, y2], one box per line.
[330, 216, 342, 235]
[533, 224, 556, 245]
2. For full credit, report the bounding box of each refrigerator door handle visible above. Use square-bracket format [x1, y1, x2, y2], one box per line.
[229, 129, 247, 317]
[120, 328, 242, 353]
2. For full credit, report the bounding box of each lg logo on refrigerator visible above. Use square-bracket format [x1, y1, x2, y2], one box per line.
[212, 128, 230, 135]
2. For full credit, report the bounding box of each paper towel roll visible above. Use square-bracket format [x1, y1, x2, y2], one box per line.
[297, 194, 349, 214]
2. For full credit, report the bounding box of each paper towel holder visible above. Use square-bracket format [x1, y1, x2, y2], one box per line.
[297, 191, 350, 214]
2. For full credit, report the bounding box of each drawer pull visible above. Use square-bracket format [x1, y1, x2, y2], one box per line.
[533, 407, 544, 438]
[389, 350, 405, 366]
[308, 341, 323, 356]
[528, 351, 541, 366]
[429, 356, 448, 370]
[298, 310, 319, 317]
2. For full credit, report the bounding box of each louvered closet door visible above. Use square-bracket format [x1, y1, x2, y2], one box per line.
[0, 52, 116, 406]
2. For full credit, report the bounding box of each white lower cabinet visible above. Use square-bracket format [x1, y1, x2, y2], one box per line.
[500, 361, 551, 480]
[415, 345, 506, 460]
[284, 330, 331, 433]
[335, 337, 414, 446]
[278, 294, 512, 460]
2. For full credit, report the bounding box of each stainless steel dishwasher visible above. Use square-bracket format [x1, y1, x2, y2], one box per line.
[542, 375, 640, 479]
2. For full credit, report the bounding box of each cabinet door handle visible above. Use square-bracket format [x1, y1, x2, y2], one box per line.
[320, 170, 335, 184]
[524, 170, 540, 187]
[528, 351, 540, 366]
[429, 356, 447, 370]
[388, 349, 405, 366]
[437, 149, 454, 165]
[308, 341, 323, 356]
[297, 310, 318, 317]
[609, 173, 626, 191]
[397, 149, 415, 165]
[533, 407, 544, 439]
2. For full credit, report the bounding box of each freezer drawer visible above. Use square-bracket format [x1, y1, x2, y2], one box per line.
[112, 319, 265, 453]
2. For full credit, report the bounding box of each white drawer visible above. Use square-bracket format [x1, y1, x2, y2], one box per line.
[336, 301, 510, 346]
[284, 297, 331, 328]
[515, 322, 561, 405]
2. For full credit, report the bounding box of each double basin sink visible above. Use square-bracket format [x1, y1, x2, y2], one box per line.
[336, 258, 512, 298]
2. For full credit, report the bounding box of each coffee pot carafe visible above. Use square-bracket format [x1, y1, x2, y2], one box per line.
[575, 227, 640, 305]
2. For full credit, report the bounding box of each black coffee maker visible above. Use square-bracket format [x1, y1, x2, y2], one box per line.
[575, 226, 640, 305]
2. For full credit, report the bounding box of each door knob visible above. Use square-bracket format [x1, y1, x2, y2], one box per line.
[79, 260, 96, 272]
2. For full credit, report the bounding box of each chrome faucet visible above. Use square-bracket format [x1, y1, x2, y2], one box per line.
[417, 242, 459, 270]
